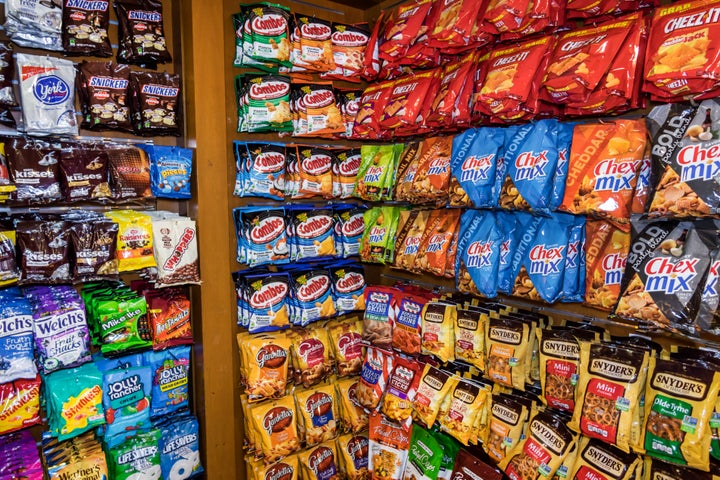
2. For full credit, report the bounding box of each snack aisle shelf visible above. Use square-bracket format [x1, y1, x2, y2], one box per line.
[181, 1, 373, 478]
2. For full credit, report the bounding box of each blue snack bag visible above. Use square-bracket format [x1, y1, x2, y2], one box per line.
[243, 142, 286, 200]
[334, 205, 366, 258]
[240, 207, 289, 267]
[102, 365, 153, 446]
[550, 122, 575, 211]
[147, 145, 193, 199]
[93, 352, 144, 373]
[244, 271, 291, 333]
[288, 206, 336, 261]
[450, 127, 505, 208]
[233, 141, 249, 197]
[562, 215, 586, 303]
[456, 210, 501, 298]
[513, 213, 574, 303]
[329, 262, 366, 314]
[494, 125, 520, 209]
[500, 119, 559, 213]
[289, 268, 336, 327]
[0, 293, 36, 383]
[146, 346, 191, 419]
[159, 416, 203, 479]
[495, 211, 522, 295]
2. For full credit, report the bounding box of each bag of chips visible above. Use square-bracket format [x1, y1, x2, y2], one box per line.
[413, 364, 455, 428]
[250, 395, 300, 464]
[584, 220, 630, 310]
[288, 326, 334, 387]
[337, 433, 369, 480]
[368, 411, 411, 480]
[450, 128, 505, 208]
[336, 378, 370, 433]
[238, 332, 291, 402]
[355, 347, 394, 411]
[421, 300, 457, 363]
[295, 383, 339, 447]
[381, 355, 422, 427]
[456, 210, 501, 298]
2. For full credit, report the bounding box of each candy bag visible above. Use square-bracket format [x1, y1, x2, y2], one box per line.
[45, 363, 105, 441]
[146, 346, 191, 418]
[147, 145, 193, 199]
[102, 365, 153, 446]
[0, 375, 41, 435]
[109, 429, 162, 480]
[159, 416, 203, 479]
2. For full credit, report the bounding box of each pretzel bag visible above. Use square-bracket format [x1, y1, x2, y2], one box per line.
[642, 357, 720, 470]
[420, 301, 457, 363]
[568, 436, 641, 480]
[537, 329, 581, 413]
[250, 395, 300, 464]
[487, 394, 529, 464]
[438, 379, 492, 446]
[485, 317, 530, 391]
[569, 342, 649, 453]
[413, 364, 455, 428]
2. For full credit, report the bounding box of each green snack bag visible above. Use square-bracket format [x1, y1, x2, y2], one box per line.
[109, 429, 162, 480]
[381, 143, 405, 201]
[382, 206, 402, 264]
[96, 295, 151, 355]
[360, 206, 402, 264]
[355, 145, 396, 202]
[406, 425, 443, 480]
[246, 75, 292, 132]
[44, 362, 105, 441]
[245, 3, 292, 67]
[431, 427, 462, 480]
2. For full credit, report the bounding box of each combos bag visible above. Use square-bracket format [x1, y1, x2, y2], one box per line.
[615, 220, 714, 331]
[642, 357, 720, 470]
[569, 341, 649, 453]
[646, 100, 720, 218]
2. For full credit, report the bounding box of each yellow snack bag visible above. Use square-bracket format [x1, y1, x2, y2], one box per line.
[568, 436, 641, 480]
[104, 209, 156, 271]
[238, 332, 292, 402]
[288, 326, 335, 388]
[438, 378, 492, 445]
[328, 318, 364, 377]
[537, 328, 581, 413]
[299, 440, 340, 480]
[250, 395, 301, 464]
[413, 365, 455, 428]
[336, 378, 370, 433]
[337, 432, 370, 480]
[0, 376, 41, 435]
[421, 301, 456, 363]
[295, 383, 339, 447]
[454, 308, 488, 371]
[485, 317, 530, 391]
[253, 456, 300, 480]
[487, 394, 529, 464]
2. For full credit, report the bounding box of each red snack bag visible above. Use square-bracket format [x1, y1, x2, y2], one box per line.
[568, 0, 658, 20]
[426, 54, 477, 129]
[484, 0, 564, 39]
[379, 70, 437, 132]
[368, 412, 411, 480]
[415, 209, 461, 277]
[355, 347, 394, 411]
[0, 376, 41, 435]
[476, 37, 554, 121]
[381, 356, 422, 427]
[427, 0, 487, 50]
[337, 90, 363, 139]
[411, 136, 453, 204]
[584, 219, 630, 310]
[362, 11, 385, 81]
[353, 81, 393, 139]
[148, 290, 193, 350]
[391, 292, 428, 355]
[379, 0, 434, 63]
[644, 0, 720, 102]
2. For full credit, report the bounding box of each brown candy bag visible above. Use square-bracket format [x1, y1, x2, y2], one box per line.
[77, 61, 132, 132]
[62, 0, 112, 56]
[130, 71, 181, 136]
[115, 0, 172, 66]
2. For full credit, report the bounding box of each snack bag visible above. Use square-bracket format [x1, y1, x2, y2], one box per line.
[414, 209, 461, 277]
[381, 355, 422, 427]
[333, 148, 361, 198]
[642, 357, 720, 470]
[404, 425, 442, 480]
[355, 145, 397, 202]
[147, 145, 193, 199]
[394, 142, 421, 203]
[0, 376, 41, 435]
[487, 395, 529, 464]
[362, 286, 397, 349]
[379, 0, 433, 62]
[644, 0, 720, 102]
[420, 301, 456, 363]
[328, 319, 364, 377]
[537, 329, 581, 412]
[295, 383, 338, 446]
[238, 332, 291, 402]
[368, 412, 411, 480]
[299, 440, 340, 480]
[410, 137, 452, 205]
[646, 100, 720, 218]
[288, 207, 336, 260]
[101, 366, 152, 445]
[433, 429, 462, 480]
[355, 347, 394, 411]
[240, 142, 286, 200]
[330, 263, 366, 314]
[500, 411, 577, 480]
[45, 363, 105, 440]
[450, 127, 505, 208]
[394, 210, 430, 272]
[237, 207, 289, 267]
[152, 216, 201, 287]
[568, 437, 641, 480]
[353, 81, 393, 139]
[245, 4, 291, 66]
[500, 120, 560, 213]
[569, 341, 649, 453]
[615, 220, 714, 331]
[298, 147, 335, 198]
[379, 70, 437, 132]
[456, 210, 501, 298]
[252, 457, 299, 480]
[105, 210, 156, 272]
[485, 317, 530, 391]
[109, 429, 162, 480]
[250, 395, 300, 464]
[336, 378, 370, 433]
[159, 416, 204, 480]
[562, 215, 587, 303]
[584, 220, 630, 310]
[392, 293, 427, 355]
[413, 364, 454, 428]
[0, 292, 35, 383]
[360, 207, 401, 265]
[337, 433, 369, 480]
[559, 120, 647, 224]
[245, 75, 293, 132]
[145, 346, 191, 418]
[334, 206, 366, 258]
[454, 308, 488, 371]
[288, 326, 334, 387]
[438, 379, 492, 446]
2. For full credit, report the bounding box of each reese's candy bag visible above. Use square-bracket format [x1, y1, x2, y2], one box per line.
[644, 0, 720, 102]
[646, 100, 720, 218]
[642, 357, 720, 471]
[569, 341, 649, 453]
[615, 220, 714, 331]
[584, 220, 630, 310]
[560, 120, 647, 224]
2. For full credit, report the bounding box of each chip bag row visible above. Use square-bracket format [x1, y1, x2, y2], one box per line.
[234, 262, 366, 333]
[393, 208, 461, 278]
[234, 205, 366, 267]
[455, 210, 586, 304]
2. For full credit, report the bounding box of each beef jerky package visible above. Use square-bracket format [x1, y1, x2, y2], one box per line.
[59, 143, 111, 202]
[16, 53, 78, 137]
[108, 144, 151, 200]
[67, 216, 119, 282]
[77, 61, 132, 132]
[62, 0, 112, 57]
[130, 71, 181, 136]
[0, 43, 16, 108]
[646, 100, 720, 218]
[16, 220, 71, 284]
[6, 138, 61, 204]
[615, 219, 714, 332]
[114, 0, 172, 66]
